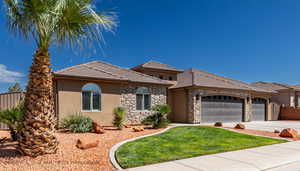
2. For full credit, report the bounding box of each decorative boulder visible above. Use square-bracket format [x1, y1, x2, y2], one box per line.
[214, 122, 223, 127]
[279, 128, 299, 138]
[274, 129, 280, 133]
[132, 127, 144, 132]
[125, 125, 132, 128]
[92, 122, 105, 134]
[234, 123, 245, 129]
[76, 139, 99, 150]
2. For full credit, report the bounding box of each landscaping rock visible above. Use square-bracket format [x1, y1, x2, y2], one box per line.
[76, 139, 99, 150]
[274, 129, 280, 133]
[93, 122, 105, 134]
[125, 125, 132, 128]
[234, 123, 245, 129]
[214, 122, 223, 127]
[279, 128, 299, 138]
[132, 127, 144, 132]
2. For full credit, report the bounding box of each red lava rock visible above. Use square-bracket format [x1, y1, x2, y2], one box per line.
[92, 122, 105, 134]
[76, 139, 99, 150]
[274, 129, 280, 133]
[132, 127, 144, 132]
[214, 122, 223, 127]
[279, 128, 299, 138]
[234, 123, 245, 129]
[125, 125, 132, 128]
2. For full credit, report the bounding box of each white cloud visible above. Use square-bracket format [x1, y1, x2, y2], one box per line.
[0, 64, 23, 83]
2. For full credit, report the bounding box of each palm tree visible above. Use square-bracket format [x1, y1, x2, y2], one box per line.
[3, 0, 116, 157]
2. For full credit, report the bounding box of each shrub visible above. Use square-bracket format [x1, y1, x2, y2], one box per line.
[0, 102, 24, 141]
[142, 105, 171, 129]
[113, 107, 126, 130]
[61, 114, 93, 133]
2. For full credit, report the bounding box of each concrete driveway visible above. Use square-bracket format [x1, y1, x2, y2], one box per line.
[223, 121, 300, 132]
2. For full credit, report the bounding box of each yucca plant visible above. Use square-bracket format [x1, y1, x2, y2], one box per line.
[113, 107, 126, 130]
[3, 0, 117, 156]
[0, 102, 24, 141]
[142, 105, 171, 129]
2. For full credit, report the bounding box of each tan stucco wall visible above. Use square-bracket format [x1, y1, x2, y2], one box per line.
[133, 68, 179, 81]
[271, 91, 291, 107]
[56, 79, 121, 126]
[169, 89, 188, 122]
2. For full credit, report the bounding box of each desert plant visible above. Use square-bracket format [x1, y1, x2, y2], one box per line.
[0, 102, 24, 141]
[113, 107, 126, 130]
[3, 0, 116, 156]
[61, 114, 93, 133]
[142, 105, 171, 129]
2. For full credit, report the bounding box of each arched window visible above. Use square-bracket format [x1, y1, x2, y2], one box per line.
[82, 83, 101, 111]
[136, 87, 151, 110]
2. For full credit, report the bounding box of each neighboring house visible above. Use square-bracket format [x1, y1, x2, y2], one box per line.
[53, 60, 276, 126]
[251, 82, 300, 107]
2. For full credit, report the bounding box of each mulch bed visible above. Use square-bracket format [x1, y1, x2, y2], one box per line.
[223, 126, 300, 141]
[0, 126, 163, 171]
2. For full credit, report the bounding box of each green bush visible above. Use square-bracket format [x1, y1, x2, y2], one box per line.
[142, 105, 171, 129]
[61, 114, 93, 133]
[0, 102, 24, 141]
[113, 107, 126, 130]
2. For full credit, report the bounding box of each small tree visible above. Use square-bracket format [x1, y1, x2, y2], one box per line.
[7, 83, 23, 93]
[142, 105, 171, 129]
[0, 102, 24, 141]
[113, 107, 126, 130]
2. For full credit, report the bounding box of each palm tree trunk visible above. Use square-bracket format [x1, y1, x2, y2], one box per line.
[18, 48, 58, 157]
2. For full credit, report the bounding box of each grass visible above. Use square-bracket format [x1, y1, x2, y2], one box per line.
[116, 126, 287, 168]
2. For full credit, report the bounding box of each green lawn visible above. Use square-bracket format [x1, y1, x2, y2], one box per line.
[116, 126, 287, 168]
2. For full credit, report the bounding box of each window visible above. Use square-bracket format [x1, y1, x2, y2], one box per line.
[136, 87, 151, 110]
[169, 76, 173, 81]
[159, 75, 163, 79]
[82, 83, 101, 111]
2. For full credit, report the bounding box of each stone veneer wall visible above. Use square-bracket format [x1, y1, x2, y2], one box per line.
[120, 85, 167, 124]
[187, 89, 251, 123]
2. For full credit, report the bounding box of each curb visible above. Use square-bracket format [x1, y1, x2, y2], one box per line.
[109, 126, 176, 170]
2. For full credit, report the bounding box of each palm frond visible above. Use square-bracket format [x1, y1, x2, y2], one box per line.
[3, 0, 117, 50]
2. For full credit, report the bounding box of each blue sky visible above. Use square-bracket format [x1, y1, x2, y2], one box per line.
[1, 0, 300, 93]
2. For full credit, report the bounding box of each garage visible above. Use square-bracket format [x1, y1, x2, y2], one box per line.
[252, 98, 266, 121]
[201, 96, 244, 123]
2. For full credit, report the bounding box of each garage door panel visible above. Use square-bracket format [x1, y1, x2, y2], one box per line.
[201, 96, 244, 123]
[252, 98, 266, 121]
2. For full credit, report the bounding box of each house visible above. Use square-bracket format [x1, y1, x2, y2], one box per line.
[53, 61, 172, 125]
[53, 60, 275, 126]
[251, 82, 300, 107]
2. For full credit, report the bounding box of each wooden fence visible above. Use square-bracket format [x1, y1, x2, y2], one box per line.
[0, 92, 24, 129]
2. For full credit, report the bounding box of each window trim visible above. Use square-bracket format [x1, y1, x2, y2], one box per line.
[81, 83, 101, 112]
[136, 87, 151, 111]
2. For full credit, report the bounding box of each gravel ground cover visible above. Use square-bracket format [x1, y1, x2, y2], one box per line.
[0, 126, 163, 171]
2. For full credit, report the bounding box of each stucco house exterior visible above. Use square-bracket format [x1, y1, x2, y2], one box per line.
[53, 60, 276, 126]
[251, 82, 300, 108]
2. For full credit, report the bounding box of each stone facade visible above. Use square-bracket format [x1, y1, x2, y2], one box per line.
[120, 85, 167, 123]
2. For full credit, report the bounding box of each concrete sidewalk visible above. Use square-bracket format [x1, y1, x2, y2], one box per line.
[128, 141, 300, 171]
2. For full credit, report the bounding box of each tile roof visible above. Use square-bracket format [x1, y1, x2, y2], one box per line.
[251, 82, 300, 91]
[132, 60, 183, 72]
[171, 68, 274, 93]
[54, 61, 172, 85]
